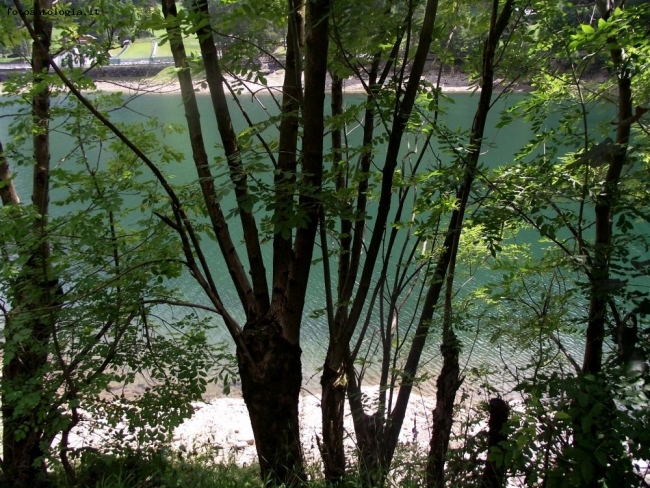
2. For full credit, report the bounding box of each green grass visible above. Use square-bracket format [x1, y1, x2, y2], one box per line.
[181, 36, 202, 56]
[119, 40, 155, 60]
[113, 35, 200, 59]
[46, 448, 432, 488]
[153, 35, 201, 58]
[108, 46, 124, 58]
[50, 450, 268, 488]
[153, 40, 172, 58]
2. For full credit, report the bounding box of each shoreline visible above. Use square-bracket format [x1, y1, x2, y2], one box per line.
[87, 74, 480, 96]
[67, 377, 502, 469]
[66, 386, 447, 467]
[1, 68, 528, 96]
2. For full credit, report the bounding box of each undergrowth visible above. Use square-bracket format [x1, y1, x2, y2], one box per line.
[48, 443, 435, 488]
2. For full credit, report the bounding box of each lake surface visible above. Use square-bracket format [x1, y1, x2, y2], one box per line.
[0, 89, 619, 394]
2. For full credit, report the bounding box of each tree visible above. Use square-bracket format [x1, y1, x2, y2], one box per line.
[1, 4, 58, 484]
[1, 2, 217, 485]
[472, 0, 650, 485]
[144, 0, 331, 483]
[312, 0, 523, 484]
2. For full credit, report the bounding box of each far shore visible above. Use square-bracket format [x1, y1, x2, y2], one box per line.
[85, 72, 480, 96]
[1, 68, 528, 97]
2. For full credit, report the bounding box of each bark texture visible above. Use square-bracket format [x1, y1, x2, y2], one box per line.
[426, 333, 462, 488]
[238, 317, 305, 485]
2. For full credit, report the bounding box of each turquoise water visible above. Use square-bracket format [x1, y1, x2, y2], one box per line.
[1, 89, 635, 394]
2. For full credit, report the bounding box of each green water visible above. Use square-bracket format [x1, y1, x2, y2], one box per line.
[0, 90, 621, 392]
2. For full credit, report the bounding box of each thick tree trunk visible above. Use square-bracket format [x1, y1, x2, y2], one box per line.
[238, 317, 305, 486]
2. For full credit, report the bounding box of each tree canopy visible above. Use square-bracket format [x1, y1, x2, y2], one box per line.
[1, 0, 649, 487]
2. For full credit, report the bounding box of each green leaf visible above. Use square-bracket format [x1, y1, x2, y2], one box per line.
[580, 24, 595, 34]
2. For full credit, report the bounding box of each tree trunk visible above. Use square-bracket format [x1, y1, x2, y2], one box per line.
[480, 398, 510, 488]
[320, 359, 347, 483]
[319, 72, 348, 484]
[272, 0, 303, 306]
[347, 367, 387, 487]
[238, 316, 305, 486]
[423, 2, 513, 485]
[582, 0, 633, 376]
[1, 1, 54, 486]
[426, 332, 462, 488]
[580, 3, 634, 487]
[160, 0, 331, 484]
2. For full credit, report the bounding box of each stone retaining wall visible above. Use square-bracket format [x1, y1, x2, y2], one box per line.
[0, 64, 169, 82]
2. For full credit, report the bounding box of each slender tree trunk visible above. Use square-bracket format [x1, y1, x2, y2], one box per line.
[424, 3, 514, 486]
[191, 0, 270, 318]
[480, 398, 510, 488]
[1, 1, 55, 485]
[320, 72, 347, 484]
[582, 0, 633, 376]
[272, 0, 303, 306]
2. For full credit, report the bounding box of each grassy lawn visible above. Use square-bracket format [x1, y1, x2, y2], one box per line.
[182, 36, 201, 56]
[120, 40, 154, 60]
[154, 40, 172, 58]
[153, 35, 201, 58]
[108, 46, 124, 58]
